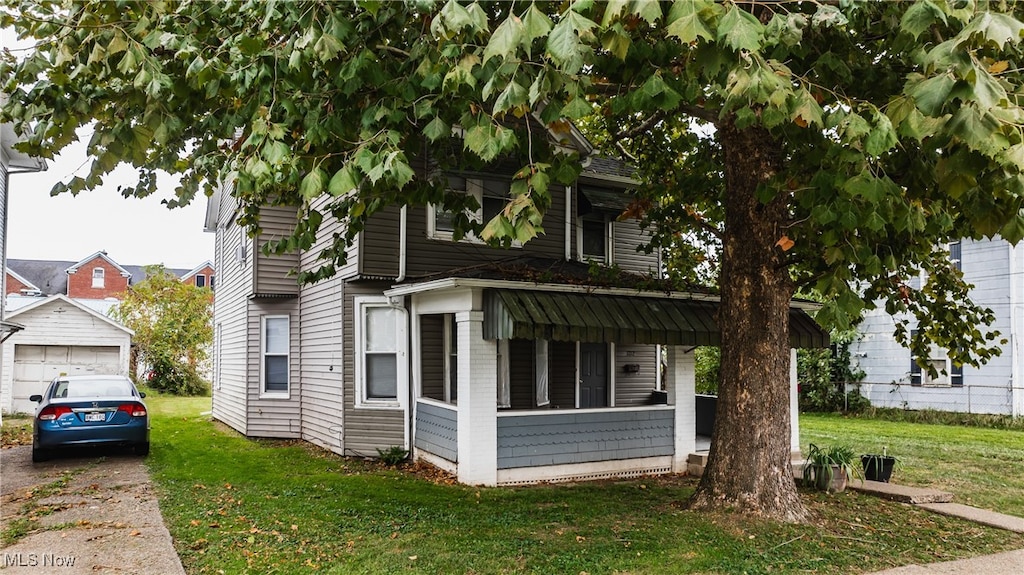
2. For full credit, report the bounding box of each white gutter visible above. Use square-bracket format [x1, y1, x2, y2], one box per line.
[564, 185, 572, 260]
[396, 205, 407, 282]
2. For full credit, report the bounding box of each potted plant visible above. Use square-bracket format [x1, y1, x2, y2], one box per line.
[861, 447, 898, 482]
[802, 443, 858, 493]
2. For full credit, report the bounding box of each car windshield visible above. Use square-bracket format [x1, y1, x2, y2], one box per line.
[51, 379, 133, 399]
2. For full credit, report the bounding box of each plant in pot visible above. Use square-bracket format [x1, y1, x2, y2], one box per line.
[861, 447, 898, 483]
[802, 443, 859, 493]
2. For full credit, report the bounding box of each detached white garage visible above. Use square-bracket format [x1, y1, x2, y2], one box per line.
[1, 295, 133, 414]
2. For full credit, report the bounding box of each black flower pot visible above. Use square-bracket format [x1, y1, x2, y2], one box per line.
[861, 455, 896, 482]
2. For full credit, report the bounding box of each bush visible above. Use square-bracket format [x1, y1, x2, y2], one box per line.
[694, 347, 720, 394]
[798, 333, 868, 413]
[148, 356, 210, 396]
[376, 446, 409, 466]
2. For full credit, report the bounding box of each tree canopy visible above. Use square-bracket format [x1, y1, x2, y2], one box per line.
[4, 0, 1024, 521]
[111, 265, 212, 395]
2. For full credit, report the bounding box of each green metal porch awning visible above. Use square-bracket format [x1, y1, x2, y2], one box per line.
[482, 289, 829, 348]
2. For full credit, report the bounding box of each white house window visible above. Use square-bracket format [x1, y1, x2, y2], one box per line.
[92, 267, 105, 288]
[428, 176, 512, 243]
[948, 240, 962, 271]
[261, 316, 289, 396]
[445, 314, 458, 404]
[356, 297, 407, 407]
[195, 274, 206, 287]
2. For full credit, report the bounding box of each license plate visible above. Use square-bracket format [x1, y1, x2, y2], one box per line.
[84, 412, 106, 422]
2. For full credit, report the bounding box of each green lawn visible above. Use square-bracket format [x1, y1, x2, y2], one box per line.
[143, 396, 1024, 574]
[802, 413, 1024, 518]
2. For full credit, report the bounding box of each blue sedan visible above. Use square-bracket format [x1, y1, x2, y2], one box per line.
[30, 375, 150, 462]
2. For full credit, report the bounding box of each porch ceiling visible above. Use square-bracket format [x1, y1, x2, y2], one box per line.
[483, 289, 829, 348]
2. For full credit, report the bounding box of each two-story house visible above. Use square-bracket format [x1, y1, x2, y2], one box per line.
[854, 238, 1024, 417]
[206, 140, 828, 486]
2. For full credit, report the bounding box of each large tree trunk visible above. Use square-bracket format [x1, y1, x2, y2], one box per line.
[687, 121, 807, 523]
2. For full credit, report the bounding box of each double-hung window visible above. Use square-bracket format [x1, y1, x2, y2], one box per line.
[261, 316, 289, 396]
[428, 175, 512, 242]
[909, 330, 963, 387]
[195, 274, 206, 288]
[580, 216, 611, 263]
[92, 267, 105, 288]
[356, 297, 407, 407]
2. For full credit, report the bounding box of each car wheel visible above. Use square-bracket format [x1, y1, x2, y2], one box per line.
[32, 448, 50, 463]
[134, 442, 150, 457]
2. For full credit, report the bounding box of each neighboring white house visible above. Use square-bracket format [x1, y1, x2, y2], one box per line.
[205, 130, 830, 486]
[0, 294, 133, 414]
[853, 238, 1024, 417]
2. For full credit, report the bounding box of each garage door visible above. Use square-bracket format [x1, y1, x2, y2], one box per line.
[11, 345, 121, 414]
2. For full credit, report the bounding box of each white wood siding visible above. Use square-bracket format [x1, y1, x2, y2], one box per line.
[210, 190, 252, 434]
[245, 299, 301, 437]
[298, 195, 346, 452]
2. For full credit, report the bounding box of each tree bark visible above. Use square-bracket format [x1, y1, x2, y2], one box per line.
[687, 120, 808, 523]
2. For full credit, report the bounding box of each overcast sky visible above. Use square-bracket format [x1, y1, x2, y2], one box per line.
[3, 28, 215, 270]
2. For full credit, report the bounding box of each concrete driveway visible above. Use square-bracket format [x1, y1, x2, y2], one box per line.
[0, 446, 185, 574]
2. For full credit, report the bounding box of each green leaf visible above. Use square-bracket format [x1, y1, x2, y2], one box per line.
[790, 88, 823, 128]
[562, 95, 593, 119]
[844, 172, 885, 204]
[900, 0, 946, 40]
[313, 32, 344, 63]
[328, 165, 359, 196]
[484, 13, 524, 63]
[811, 5, 847, 29]
[600, 0, 629, 26]
[947, 105, 1006, 156]
[864, 109, 897, 156]
[423, 116, 449, 142]
[718, 5, 764, 52]
[263, 141, 290, 165]
[632, 0, 663, 25]
[440, 0, 474, 33]
[300, 167, 327, 199]
[1000, 214, 1024, 244]
[958, 11, 1024, 50]
[494, 79, 528, 114]
[666, 0, 713, 43]
[908, 72, 955, 116]
[969, 62, 1009, 111]
[601, 25, 632, 61]
[522, 4, 554, 51]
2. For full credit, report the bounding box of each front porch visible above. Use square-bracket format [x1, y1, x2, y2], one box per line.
[388, 273, 825, 486]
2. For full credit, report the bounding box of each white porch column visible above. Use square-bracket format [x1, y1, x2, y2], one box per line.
[666, 346, 696, 472]
[455, 310, 498, 485]
[790, 348, 801, 455]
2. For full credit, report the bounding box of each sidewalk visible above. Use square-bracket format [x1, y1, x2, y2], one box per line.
[849, 480, 1024, 574]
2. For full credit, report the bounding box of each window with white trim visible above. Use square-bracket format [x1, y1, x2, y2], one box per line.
[428, 176, 512, 242]
[909, 330, 963, 387]
[195, 274, 206, 287]
[445, 314, 458, 404]
[261, 316, 290, 396]
[92, 267, 105, 288]
[948, 240, 962, 271]
[356, 297, 407, 407]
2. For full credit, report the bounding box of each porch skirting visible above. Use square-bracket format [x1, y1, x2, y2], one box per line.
[496, 455, 674, 486]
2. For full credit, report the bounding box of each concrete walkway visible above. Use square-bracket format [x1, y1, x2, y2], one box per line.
[850, 480, 1024, 574]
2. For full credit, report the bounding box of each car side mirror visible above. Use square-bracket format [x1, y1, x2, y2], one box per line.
[29, 394, 43, 403]
[139, 392, 146, 399]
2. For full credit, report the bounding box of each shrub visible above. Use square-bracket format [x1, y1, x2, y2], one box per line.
[148, 356, 210, 396]
[376, 446, 409, 466]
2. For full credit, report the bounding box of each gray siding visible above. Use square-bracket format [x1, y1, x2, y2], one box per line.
[211, 190, 252, 435]
[342, 282, 405, 455]
[612, 217, 658, 275]
[496, 408, 674, 469]
[253, 206, 300, 296]
[360, 182, 569, 278]
[414, 400, 458, 462]
[297, 201, 346, 451]
[614, 344, 658, 406]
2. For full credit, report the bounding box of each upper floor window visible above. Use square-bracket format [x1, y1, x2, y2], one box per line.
[428, 176, 511, 243]
[948, 240, 962, 271]
[195, 274, 206, 288]
[355, 296, 407, 408]
[92, 267, 105, 288]
[580, 216, 610, 263]
[261, 316, 289, 396]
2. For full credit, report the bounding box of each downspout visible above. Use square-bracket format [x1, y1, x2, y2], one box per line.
[396, 205, 408, 283]
[564, 185, 572, 260]
[1010, 241, 1023, 417]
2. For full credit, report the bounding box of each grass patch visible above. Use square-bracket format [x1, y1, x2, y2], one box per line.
[1, 468, 86, 545]
[145, 397, 1024, 574]
[802, 413, 1024, 518]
